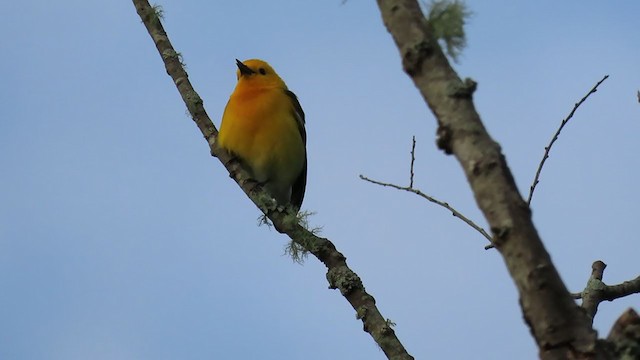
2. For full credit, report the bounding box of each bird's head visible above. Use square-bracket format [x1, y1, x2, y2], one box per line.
[235, 59, 286, 89]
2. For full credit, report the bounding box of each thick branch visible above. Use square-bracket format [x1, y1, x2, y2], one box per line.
[132, 1, 413, 359]
[603, 276, 640, 300]
[376, 1, 601, 358]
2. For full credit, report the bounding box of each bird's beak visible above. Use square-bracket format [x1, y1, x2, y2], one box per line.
[236, 59, 255, 76]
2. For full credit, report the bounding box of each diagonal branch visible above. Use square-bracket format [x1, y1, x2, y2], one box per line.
[132, 1, 413, 359]
[527, 75, 609, 206]
[359, 177, 492, 245]
[360, 136, 493, 249]
[376, 0, 603, 358]
[363, 137, 493, 248]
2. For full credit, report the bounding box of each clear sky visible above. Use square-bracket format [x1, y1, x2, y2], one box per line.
[1, 1, 639, 359]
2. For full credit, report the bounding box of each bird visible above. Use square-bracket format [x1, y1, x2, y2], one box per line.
[218, 59, 307, 211]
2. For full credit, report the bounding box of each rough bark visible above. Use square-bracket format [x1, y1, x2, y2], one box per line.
[132, 1, 413, 358]
[375, 1, 604, 358]
[606, 309, 640, 359]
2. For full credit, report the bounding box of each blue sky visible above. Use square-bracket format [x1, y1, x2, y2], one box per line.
[1, 1, 639, 359]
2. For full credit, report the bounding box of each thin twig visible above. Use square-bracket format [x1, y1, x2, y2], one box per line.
[409, 136, 416, 188]
[527, 75, 609, 206]
[360, 175, 493, 245]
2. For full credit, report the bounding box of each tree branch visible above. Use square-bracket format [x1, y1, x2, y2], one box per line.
[132, 1, 413, 359]
[606, 308, 640, 358]
[365, 137, 495, 249]
[375, 1, 602, 358]
[359, 176, 492, 246]
[527, 75, 609, 206]
[576, 261, 640, 322]
[409, 136, 416, 188]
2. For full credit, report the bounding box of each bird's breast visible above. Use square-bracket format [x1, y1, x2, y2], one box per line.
[218, 88, 305, 183]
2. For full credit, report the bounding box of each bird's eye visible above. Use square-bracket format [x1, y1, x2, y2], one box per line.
[259, 68, 267, 75]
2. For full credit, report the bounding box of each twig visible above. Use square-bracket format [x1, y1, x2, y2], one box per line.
[364, 136, 493, 248]
[360, 175, 493, 245]
[409, 136, 416, 188]
[132, 1, 414, 359]
[527, 75, 609, 206]
[576, 260, 640, 323]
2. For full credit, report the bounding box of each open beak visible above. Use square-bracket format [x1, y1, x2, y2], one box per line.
[236, 59, 255, 76]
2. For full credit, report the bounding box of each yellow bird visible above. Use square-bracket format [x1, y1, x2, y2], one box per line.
[218, 59, 307, 210]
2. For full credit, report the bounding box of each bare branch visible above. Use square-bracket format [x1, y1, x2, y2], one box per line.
[578, 261, 640, 322]
[376, 0, 601, 357]
[132, 1, 414, 359]
[409, 136, 416, 188]
[527, 75, 609, 206]
[603, 276, 640, 300]
[360, 175, 492, 245]
[365, 136, 492, 247]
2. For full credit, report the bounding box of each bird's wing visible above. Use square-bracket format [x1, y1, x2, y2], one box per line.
[285, 90, 307, 209]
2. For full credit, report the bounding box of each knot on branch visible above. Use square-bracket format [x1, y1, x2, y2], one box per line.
[447, 77, 477, 98]
[401, 39, 433, 76]
[529, 263, 554, 291]
[584, 278, 606, 294]
[470, 157, 499, 177]
[489, 225, 512, 248]
[327, 266, 362, 296]
[380, 318, 397, 335]
[356, 305, 369, 320]
[184, 91, 203, 113]
[436, 125, 453, 154]
[356, 305, 371, 332]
